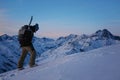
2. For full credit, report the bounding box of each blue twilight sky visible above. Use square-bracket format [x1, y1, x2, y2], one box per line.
[0, 0, 120, 38]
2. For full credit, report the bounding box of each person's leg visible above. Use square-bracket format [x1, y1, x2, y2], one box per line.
[18, 47, 28, 69]
[26, 45, 36, 67]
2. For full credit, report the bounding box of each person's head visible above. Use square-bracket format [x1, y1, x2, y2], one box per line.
[30, 23, 39, 32]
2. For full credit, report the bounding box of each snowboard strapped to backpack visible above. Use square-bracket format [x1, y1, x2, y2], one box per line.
[18, 16, 33, 47]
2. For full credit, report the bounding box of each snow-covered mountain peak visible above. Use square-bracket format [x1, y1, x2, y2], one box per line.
[79, 34, 88, 39]
[0, 34, 13, 41]
[41, 29, 120, 59]
[0, 29, 120, 74]
[92, 29, 114, 39]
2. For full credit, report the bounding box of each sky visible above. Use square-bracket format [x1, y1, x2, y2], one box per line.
[0, 0, 120, 38]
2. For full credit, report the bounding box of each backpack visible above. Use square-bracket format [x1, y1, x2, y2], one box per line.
[18, 25, 33, 46]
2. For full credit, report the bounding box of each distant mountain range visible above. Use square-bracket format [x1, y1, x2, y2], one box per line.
[0, 29, 120, 74]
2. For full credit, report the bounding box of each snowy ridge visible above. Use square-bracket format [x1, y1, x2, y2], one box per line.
[0, 44, 120, 80]
[40, 29, 120, 60]
[0, 35, 56, 73]
[0, 29, 120, 74]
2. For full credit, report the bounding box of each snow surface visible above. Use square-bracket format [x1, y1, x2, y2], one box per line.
[0, 44, 120, 80]
[0, 29, 120, 73]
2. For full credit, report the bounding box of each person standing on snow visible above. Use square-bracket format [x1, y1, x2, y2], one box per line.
[18, 23, 39, 70]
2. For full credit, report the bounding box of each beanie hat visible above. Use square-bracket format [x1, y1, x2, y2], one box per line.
[30, 23, 39, 32]
[34, 23, 39, 32]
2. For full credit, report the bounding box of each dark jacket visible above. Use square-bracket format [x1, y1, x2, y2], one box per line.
[18, 29, 33, 47]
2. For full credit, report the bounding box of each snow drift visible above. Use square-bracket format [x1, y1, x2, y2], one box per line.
[0, 44, 120, 80]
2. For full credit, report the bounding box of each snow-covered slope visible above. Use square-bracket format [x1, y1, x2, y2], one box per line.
[0, 34, 20, 73]
[0, 29, 120, 74]
[40, 29, 120, 59]
[0, 44, 120, 80]
[0, 34, 56, 73]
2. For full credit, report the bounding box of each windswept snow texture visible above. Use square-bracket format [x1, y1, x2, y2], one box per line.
[0, 29, 120, 74]
[0, 44, 120, 80]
